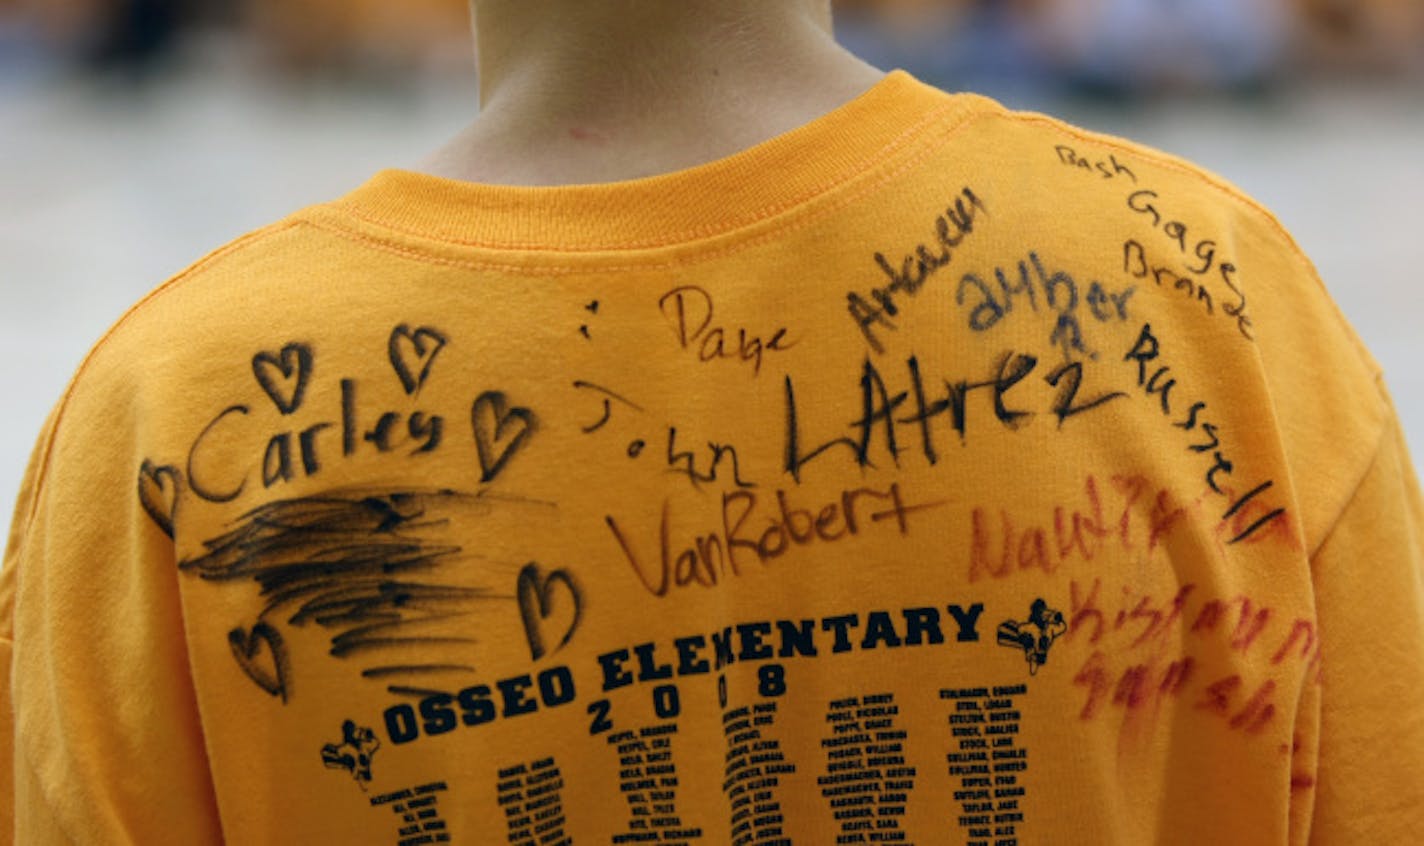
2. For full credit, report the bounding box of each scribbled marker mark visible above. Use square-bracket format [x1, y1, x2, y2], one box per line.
[252, 342, 313, 414]
[361, 664, 476, 679]
[1222, 481, 1273, 521]
[229, 621, 291, 702]
[1220, 479, 1286, 544]
[471, 391, 537, 483]
[579, 299, 600, 339]
[388, 324, 447, 396]
[181, 488, 510, 699]
[385, 685, 448, 700]
[1229, 509, 1287, 546]
[517, 563, 582, 661]
[137, 459, 182, 538]
[572, 379, 643, 434]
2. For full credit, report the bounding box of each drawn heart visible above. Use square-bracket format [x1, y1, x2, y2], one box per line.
[252, 343, 313, 415]
[471, 391, 536, 483]
[388, 324, 448, 396]
[137, 460, 181, 539]
[517, 563, 582, 661]
[228, 622, 291, 703]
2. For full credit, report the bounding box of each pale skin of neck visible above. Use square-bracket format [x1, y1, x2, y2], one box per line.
[419, 0, 886, 186]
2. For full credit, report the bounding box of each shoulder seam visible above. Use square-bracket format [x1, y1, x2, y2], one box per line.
[1010, 111, 1301, 242]
[1003, 110, 1380, 370]
[11, 220, 303, 544]
[1306, 375, 1395, 560]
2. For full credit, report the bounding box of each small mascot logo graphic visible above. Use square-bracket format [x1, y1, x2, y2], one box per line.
[321, 720, 381, 789]
[997, 598, 1067, 675]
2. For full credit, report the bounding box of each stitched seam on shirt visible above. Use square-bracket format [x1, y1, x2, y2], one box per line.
[299, 109, 994, 274]
[1015, 112, 1303, 242]
[326, 100, 972, 251]
[14, 221, 304, 543]
[1037, 114, 1391, 475]
[1306, 377, 1393, 561]
[1013, 112, 1378, 365]
[13, 728, 84, 845]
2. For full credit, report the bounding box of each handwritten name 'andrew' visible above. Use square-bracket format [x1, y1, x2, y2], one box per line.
[848, 187, 988, 354]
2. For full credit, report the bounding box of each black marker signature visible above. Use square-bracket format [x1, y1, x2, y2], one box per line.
[517, 563, 582, 661]
[472, 391, 537, 483]
[388, 324, 447, 396]
[252, 343, 313, 415]
[180, 488, 510, 699]
[137, 459, 182, 539]
[847, 187, 988, 354]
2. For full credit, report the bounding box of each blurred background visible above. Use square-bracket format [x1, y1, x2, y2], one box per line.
[1, 0, 1422, 523]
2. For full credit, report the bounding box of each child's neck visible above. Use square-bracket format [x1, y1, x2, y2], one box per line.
[420, 0, 884, 186]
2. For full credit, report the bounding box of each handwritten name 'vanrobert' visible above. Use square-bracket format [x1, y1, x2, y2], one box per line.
[605, 482, 944, 597]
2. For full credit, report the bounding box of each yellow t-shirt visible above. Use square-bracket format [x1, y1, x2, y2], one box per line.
[3, 71, 1421, 845]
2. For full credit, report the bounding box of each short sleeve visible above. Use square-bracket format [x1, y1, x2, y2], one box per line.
[0, 406, 60, 842]
[3, 378, 224, 843]
[1306, 399, 1424, 840]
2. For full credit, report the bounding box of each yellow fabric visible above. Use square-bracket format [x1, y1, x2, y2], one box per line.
[4, 71, 1422, 844]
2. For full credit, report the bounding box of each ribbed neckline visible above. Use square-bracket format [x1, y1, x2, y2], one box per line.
[326, 70, 969, 252]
